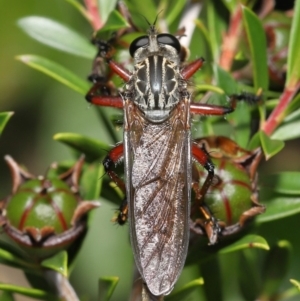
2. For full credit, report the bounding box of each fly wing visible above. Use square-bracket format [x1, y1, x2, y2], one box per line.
[125, 107, 191, 296]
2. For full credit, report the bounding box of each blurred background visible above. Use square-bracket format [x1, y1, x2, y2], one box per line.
[0, 1, 133, 300]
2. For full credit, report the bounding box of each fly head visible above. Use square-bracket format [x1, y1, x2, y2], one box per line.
[126, 26, 185, 122]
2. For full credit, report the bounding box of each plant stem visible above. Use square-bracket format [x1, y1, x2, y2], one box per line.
[43, 269, 80, 301]
[84, 0, 102, 30]
[219, 5, 242, 71]
[262, 81, 300, 136]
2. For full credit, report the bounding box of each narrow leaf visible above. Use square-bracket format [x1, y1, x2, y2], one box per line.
[53, 132, 109, 162]
[95, 10, 129, 40]
[286, 0, 300, 88]
[0, 283, 57, 300]
[238, 249, 262, 301]
[261, 172, 300, 195]
[125, 0, 157, 27]
[257, 197, 300, 223]
[165, 0, 187, 26]
[98, 0, 119, 24]
[213, 65, 238, 94]
[272, 119, 300, 141]
[18, 16, 95, 58]
[290, 279, 300, 291]
[0, 240, 28, 261]
[261, 241, 292, 298]
[41, 251, 68, 277]
[242, 6, 268, 92]
[81, 162, 104, 200]
[221, 0, 239, 12]
[260, 130, 284, 160]
[98, 277, 119, 301]
[0, 112, 14, 136]
[16, 55, 89, 95]
[0, 248, 38, 270]
[206, 0, 227, 61]
[219, 235, 269, 254]
[63, 0, 91, 22]
[166, 278, 204, 301]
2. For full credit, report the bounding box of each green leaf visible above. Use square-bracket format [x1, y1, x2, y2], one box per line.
[98, 0, 119, 24]
[242, 6, 268, 92]
[219, 235, 269, 254]
[272, 119, 300, 141]
[81, 162, 104, 200]
[0, 112, 14, 136]
[17, 17, 95, 58]
[0, 283, 57, 301]
[213, 65, 238, 95]
[227, 101, 251, 148]
[238, 249, 262, 301]
[260, 130, 284, 160]
[98, 277, 119, 301]
[41, 251, 68, 277]
[283, 93, 300, 121]
[261, 172, 300, 195]
[165, 0, 187, 26]
[221, 0, 239, 12]
[286, 0, 300, 87]
[290, 279, 300, 291]
[206, 0, 227, 61]
[0, 291, 15, 301]
[194, 19, 213, 58]
[166, 278, 204, 301]
[0, 248, 38, 270]
[261, 241, 292, 298]
[125, 0, 157, 29]
[16, 55, 89, 95]
[195, 84, 224, 94]
[256, 197, 300, 223]
[63, 0, 91, 22]
[248, 131, 261, 149]
[0, 240, 28, 261]
[95, 10, 129, 41]
[53, 132, 109, 162]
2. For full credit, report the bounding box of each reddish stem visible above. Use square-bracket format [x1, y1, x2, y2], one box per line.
[84, 0, 102, 30]
[219, 5, 243, 71]
[262, 81, 300, 136]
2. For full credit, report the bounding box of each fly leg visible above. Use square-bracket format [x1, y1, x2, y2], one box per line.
[103, 143, 129, 224]
[191, 142, 221, 245]
[86, 36, 131, 108]
[85, 59, 129, 108]
[181, 58, 260, 116]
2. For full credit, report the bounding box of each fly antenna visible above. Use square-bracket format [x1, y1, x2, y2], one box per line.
[152, 10, 164, 27]
[138, 10, 164, 29]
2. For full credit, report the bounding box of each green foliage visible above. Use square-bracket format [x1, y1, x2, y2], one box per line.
[0, 112, 14, 136]
[1, 0, 300, 301]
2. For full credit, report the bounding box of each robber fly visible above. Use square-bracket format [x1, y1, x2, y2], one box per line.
[86, 22, 240, 296]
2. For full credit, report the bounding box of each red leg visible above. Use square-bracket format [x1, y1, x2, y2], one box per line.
[103, 143, 129, 224]
[86, 39, 131, 107]
[191, 142, 221, 244]
[190, 92, 261, 116]
[86, 91, 124, 109]
[190, 103, 235, 115]
[103, 143, 125, 192]
[107, 60, 131, 82]
[181, 58, 205, 80]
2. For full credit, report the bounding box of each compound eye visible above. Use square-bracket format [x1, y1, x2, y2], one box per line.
[129, 35, 149, 57]
[157, 34, 181, 53]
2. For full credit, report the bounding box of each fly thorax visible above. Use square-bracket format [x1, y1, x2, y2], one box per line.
[132, 55, 181, 122]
